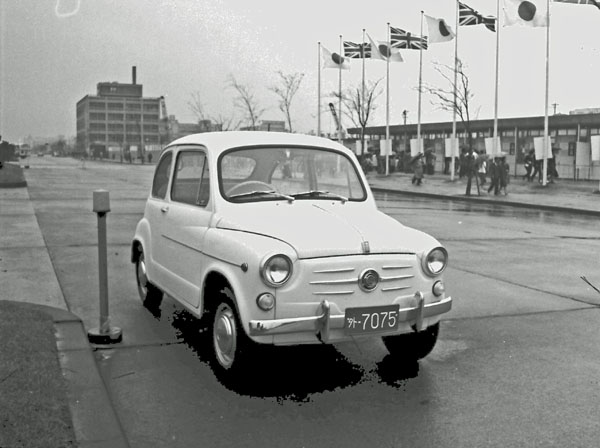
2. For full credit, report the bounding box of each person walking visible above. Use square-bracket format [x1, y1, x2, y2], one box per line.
[523, 149, 534, 181]
[411, 153, 424, 186]
[478, 155, 487, 186]
[487, 157, 500, 195]
[499, 155, 509, 195]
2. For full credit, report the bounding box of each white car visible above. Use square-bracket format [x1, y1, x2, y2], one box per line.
[132, 132, 451, 377]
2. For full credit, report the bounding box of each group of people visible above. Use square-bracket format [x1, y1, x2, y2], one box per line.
[523, 148, 558, 183]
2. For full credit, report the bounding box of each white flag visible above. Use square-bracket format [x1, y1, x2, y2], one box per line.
[367, 34, 404, 62]
[503, 0, 548, 27]
[425, 15, 455, 43]
[322, 46, 350, 70]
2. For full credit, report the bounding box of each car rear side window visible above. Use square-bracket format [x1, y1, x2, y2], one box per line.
[171, 150, 210, 206]
[151, 152, 173, 199]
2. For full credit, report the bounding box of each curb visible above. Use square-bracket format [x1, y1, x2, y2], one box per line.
[11, 302, 129, 448]
[370, 186, 600, 217]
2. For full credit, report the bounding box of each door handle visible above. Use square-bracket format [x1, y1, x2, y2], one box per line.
[161, 206, 169, 213]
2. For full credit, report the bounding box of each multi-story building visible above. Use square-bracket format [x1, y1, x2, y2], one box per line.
[76, 67, 163, 160]
[351, 110, 600, 180]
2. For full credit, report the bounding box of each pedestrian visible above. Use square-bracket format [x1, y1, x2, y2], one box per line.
[499, 155, 509, 195]
[411, 153, 424, 186]
[478, 156, 487, 186]
[487, 157, 500, 195]
[523, 149, 534, 181]
[530, 154, 542, 183]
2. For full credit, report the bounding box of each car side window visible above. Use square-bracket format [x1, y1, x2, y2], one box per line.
[151, 152, 173, 199]
[171, 150, 210, 206]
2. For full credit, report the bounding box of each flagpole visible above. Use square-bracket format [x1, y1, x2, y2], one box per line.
[362, 28, 366, 157]
[386, 22, 390, 176]
[493, 0, 500, 156]
[317, 41, 321, 137]
[542, 0, 550, 186]
[451, 1, 459, 181]
[417, 11, 424, 160]
[338, 35, 343, 145]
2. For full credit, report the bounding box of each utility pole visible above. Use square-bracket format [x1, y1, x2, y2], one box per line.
[402, 110, 408, 160]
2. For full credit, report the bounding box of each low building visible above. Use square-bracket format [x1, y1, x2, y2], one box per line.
[240, 120, 286, 132]
[350, 111, 600, 180]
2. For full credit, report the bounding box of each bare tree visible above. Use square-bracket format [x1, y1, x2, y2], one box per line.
[229, 76, 265, 130]
[188, 91, 207, 122]
[422, 60, 479, 195]
[422, 59, 474, 152]
[332, 79, 383, 155]
[269, 71, 304, 132]
[211, 113, 241, 132]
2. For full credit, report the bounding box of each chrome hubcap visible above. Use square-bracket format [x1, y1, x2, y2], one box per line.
[213, 305, 237, 369]
[137, 257, 148, 296]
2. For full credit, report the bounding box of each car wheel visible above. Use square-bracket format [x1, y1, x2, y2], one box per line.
[209, 289, 254, 377]
[382, 323, 439, 362]
[135, 249, 163, 309]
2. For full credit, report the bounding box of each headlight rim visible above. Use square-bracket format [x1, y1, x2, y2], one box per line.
[260, 254, 293, 288]
[422, 247, 448, 277]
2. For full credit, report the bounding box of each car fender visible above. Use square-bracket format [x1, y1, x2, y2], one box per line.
[200, 227, 297, 338]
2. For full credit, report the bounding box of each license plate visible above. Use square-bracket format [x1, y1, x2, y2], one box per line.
[344, 305, 400, 335]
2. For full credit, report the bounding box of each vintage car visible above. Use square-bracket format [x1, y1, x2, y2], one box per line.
[132, 132, 451, 376]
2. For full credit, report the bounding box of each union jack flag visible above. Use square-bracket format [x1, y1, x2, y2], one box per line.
[343, 41, 371, 59]
[459, 2, 496, 32]
[553, 0, 600, 9]
[390, 27, 428, 50]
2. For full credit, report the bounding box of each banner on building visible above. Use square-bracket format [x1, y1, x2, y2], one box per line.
[410, 138, 424, 157]
[355, 140, 363, 156]
[484, 137, 502, 156]
[590, 135, 600, 162]
[576, 141, 591, 165]
[533, 137, 552, 159]
[379, 139, 392, 156]
[444, 138, 459, 157]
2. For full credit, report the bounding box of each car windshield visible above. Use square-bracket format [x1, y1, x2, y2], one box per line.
[219, 146, 366, 202]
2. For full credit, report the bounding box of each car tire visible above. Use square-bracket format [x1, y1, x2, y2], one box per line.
[209, 288, 255, 378]
[381, 323, 439, 362]
[135, 249, 163, 309]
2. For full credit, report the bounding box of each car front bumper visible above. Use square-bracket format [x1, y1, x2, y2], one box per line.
[249, 292, 452, 343]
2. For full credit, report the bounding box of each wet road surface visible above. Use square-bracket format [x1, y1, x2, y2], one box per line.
[24, 157, 600, 447]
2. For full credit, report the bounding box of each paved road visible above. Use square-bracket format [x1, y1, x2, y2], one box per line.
[22, 156, 600, 447]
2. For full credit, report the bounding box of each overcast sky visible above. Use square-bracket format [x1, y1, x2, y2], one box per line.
[1, 0, 599, 143]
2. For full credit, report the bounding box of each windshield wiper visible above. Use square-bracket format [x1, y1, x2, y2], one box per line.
[291, 190, 348, 203]
[228, 190, 295, 202]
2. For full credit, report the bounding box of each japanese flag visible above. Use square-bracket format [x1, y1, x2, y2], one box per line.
[425, 15, 455, 43]
[503, 0, 548, 27]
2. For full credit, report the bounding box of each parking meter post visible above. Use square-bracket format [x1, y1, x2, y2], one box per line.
[88, 190, 123, 344]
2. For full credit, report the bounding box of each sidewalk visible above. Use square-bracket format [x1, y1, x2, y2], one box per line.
[366, 170, 600, 216]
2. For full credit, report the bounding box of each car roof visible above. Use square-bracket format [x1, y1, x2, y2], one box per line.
[167, 131, 352, 156]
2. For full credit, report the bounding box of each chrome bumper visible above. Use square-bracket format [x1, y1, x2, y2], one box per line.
[249, 293, 452, 342]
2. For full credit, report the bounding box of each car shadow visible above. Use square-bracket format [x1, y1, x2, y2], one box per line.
[149, 301, 421, 401]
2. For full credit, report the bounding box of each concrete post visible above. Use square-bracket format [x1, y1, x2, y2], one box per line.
[88, 190, 122, 344]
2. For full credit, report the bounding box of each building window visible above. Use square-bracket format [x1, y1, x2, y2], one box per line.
[567, 129, 576, 136]
[145, 135, 159, 143]
[89, 134, 106, 142]
[90, 123, 106, 131]
[107, 102, 124, 110]
[108, 134, 124, 143]
[126, 114, 141, 121]
[108, 123, 123, 132]
[509, 142, 515, 155]
[90, 102, 105, 109]
[90, 112, 106, 121]
[126, 103, 141, 110]
[580, 128, 588, 137]
[568, 141, 576, 156]
[143, 124, 159, 132]
[108, 113, 124, 121]
[143, 114, 158, 122]
[143, 103, 159, 111]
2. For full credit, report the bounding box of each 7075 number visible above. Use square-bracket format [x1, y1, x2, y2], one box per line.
[345, 306, 400, 334]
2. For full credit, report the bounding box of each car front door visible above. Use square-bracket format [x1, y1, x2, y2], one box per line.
[159, 148, 212, 308]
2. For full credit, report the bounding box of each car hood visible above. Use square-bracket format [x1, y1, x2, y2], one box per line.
[215, 202, 440, 259]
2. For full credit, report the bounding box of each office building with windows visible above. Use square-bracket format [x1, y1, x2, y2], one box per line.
[76, 67, 163, 159]
[351, 109, 600, 180]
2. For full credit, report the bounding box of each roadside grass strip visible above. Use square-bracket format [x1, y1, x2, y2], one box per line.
[0, 301, 76, 448]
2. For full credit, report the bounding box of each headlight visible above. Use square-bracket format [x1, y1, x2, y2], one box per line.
[260, 254, 292, 287]
[422, 247, 448, 277]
